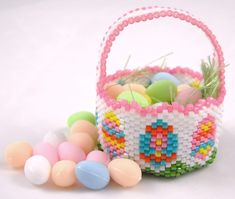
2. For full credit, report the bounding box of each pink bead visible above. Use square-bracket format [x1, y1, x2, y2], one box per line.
[34, 142, 59, 165]
[150, 143, 156, 148]
[162, 143, 167, 148]
[141, 15, 147, 21]
[128, 17, 134, 24]
[156, 146, 161, 150]
[147, 13, 154, 20]
[58, 142, 86, 163]
[86, 150, 110, 165]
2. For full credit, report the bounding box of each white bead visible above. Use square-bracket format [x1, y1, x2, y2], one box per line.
[24, 155, 51, 185]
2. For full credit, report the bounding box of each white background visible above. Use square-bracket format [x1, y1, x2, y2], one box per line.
[0, 0, 235, 199]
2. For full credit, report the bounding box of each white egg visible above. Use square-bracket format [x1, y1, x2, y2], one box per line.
[43, 127, 68, 147]
[24, 155, 51, 185]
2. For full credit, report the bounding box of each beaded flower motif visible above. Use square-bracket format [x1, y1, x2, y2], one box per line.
[101, 111, 126, 158]
[191, 115, 216, 160]
[139, 119, 178, 168]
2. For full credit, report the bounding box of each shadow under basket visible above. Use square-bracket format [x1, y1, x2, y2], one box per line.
[96, 7, 226, 177]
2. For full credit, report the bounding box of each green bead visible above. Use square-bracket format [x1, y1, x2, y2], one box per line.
[67, 111, 96, 127]
[146, 80, 177, 103]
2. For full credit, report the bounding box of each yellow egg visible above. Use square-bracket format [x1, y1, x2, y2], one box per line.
[51, 160, 76, 187]
[123, 83, 146, 95]
[104, 82, 124, 99]
[68, 133, 96, 154]
[5, 141, 33, 168]
[70, 120, 98, 141]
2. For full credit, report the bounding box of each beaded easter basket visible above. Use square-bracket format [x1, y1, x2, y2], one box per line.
[96, 7, 226, 177]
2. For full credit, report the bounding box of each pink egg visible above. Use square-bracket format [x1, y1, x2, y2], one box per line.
[58, 142, 86, 163]
[175, 87, 202, 106]
[34, 142, 59, 165]
[86, 150, 110, 165]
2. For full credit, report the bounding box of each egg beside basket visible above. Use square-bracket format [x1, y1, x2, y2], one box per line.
[96, 6, 226, 177]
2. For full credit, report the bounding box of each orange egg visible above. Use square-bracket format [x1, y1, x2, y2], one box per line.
[5, 141, 33, 168]
[68, 133, 96, 154]
[70, 120, 98, 141]
[104, 82, 124, 99]
[123, 83, 146, 95]
[51, 160, 76, 187]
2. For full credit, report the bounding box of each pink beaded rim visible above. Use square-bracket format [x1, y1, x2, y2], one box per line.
[96, 6, 226, 116]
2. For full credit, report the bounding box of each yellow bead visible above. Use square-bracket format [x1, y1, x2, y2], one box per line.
[207, 121, 212, 127]
[156, 139, 162, 146]
[155, 151, 161, 157]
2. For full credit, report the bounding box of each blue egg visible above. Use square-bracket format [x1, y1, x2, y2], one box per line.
[151, 72, 180, 85]
[75, 160, 110, 190]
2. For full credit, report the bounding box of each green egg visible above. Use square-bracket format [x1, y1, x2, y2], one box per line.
[117, 91, 150, 108]
[67, 111, 96, 128]
[146, 80, 177, 103]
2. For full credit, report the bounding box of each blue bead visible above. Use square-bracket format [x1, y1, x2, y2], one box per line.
[162, 122, 168, 128]
[150, 148, 155, 154]
[152, 122, 157, 128]
[160, 160, 166, 166]
[157, 119, 163, 123]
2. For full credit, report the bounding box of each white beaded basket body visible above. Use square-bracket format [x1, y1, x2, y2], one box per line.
[95, 7, 226, 177]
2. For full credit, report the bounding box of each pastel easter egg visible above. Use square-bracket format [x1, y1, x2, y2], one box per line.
[34, 142, 59, 165]
[123, 83, 146, 95]
[151, 72, 180, 85]
[146, 80, 177, 103]
[117, 91, 150, 108]
[175, 86, 202, 106]
[51, 160, 76, 187]
[67, 111, 96, 127]
[86, 150, 110, 165]
[43, 127, 67, 147]
[68, 133, 96, 154]
[58, 142, 86, 163]
[4, 141, 33, 168]
[108, 158, 142, 187]
[104, 82, 124, 99]
[75, 160, 110, 190]
[143, 94, 152, 104]
[177, 84, 190, 93]
[70, 120, 98, 141]
[24, 155, 51, 185]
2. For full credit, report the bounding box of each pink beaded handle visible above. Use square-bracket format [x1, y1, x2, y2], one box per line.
[97, 6, 225, 99]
